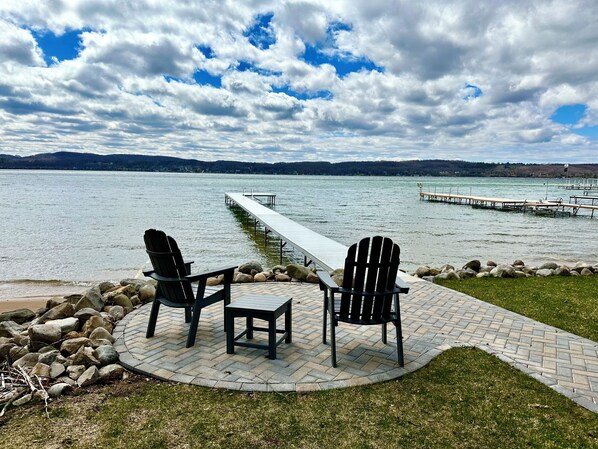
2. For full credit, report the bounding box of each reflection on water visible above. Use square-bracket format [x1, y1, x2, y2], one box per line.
[0, 170, 596, 298]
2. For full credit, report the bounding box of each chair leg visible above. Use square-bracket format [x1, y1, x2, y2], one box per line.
[146, 300, 161, 338]
[381, 322, 387, 344]
[322, 291, 328, 344]
[184, 307, 192, 323]
[186, 302, 202, 348]
[395, 321, 404, 367]
[329, 298, 337, 367]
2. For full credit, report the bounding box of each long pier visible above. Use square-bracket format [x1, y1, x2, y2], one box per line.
[225, 192, 410, 292]
[420, 192, 598, 218]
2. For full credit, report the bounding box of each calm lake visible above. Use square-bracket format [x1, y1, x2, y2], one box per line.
[1, 170, 596, 298]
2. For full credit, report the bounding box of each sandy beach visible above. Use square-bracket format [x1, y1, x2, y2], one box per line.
[0, 296, 48, 313]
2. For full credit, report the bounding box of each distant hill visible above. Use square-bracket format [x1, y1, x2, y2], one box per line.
[1, 151, 597, 178]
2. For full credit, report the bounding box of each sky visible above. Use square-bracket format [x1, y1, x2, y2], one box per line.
[0, 1, 597, 163]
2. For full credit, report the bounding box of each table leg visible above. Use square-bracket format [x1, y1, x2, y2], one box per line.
[225, 310, 234, 354]
[268, 315, 276, 359]
[247, 316, 254, 339]
[285, 302, 292, 343]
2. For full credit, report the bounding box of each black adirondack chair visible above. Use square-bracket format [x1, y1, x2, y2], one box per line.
[143, 229, 236, 348]
[317, 236, 409, 367]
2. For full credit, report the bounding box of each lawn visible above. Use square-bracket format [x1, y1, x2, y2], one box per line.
[1, 348, 596, 449]
[435, 275, 598, 342]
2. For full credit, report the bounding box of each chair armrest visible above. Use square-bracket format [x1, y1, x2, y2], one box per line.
[184, 260, 194, 275]
[186, 265, 237, 282]
[395, 275, 410, 294]
[144, 271, 185, 283]
[316, 270, 339, 292]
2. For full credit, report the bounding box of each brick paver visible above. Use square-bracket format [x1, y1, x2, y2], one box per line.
[113, 279, 598, 412]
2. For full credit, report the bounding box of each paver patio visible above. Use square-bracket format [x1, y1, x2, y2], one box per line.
[113, 278, 598, 412]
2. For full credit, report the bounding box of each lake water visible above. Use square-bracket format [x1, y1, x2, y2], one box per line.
[1, 170, 596, 299]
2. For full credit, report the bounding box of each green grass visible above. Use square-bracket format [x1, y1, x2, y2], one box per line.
[435, 276, 598, 341]
[1, 348, 596, 448]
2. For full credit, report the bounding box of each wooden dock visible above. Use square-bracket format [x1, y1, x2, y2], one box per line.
[420, 192, 598, 218]
[225, 192, 410, 292]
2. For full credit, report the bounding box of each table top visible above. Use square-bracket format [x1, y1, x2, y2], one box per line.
[226, 294, 292, 313]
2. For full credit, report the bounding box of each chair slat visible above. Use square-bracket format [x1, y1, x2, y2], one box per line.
[361, 236, 383, 321]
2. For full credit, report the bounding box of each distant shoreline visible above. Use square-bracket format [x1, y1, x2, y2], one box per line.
[2, 151, 598, 178]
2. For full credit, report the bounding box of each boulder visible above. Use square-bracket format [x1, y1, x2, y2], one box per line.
[514, 271, 526, 278]
[286, 264, 311, 281]
[77, 366, 100, 387]
[56, 376, 77, 386]
[479, 266, 493, 273]
[0, 320, 25, 339]
[435, 271, 460, 281]
[105, 306, 125, 321]
[66, 364, 86, 380]
[30, 362, 51, 378]
[38, 302, 75, 324]
[271, 265, 286, 274]
[45, 297, 66, 309]
[536, 269, 554, 277]
[206, 276, 222, 287]
[253, 273, 267, 282]
[486, 260, 497, 267]
[476, 272, 490, 278]
[95, 345, 119, 365]
[82, 316, 112, 336]
[490, 264, 516, 278]
[120, 278, 147, 290]
[580, 267, 594, 276]
[9, 346, 29, 361]
[306, 271, 320, 283]
[99, 364, 124, 382]
[89, 327, 115, 345]
[61, 337, 91, 356]
[554, 267, 571, 276]
[440, 264, 455, 273]
[63, 294, 83, 305]
[52, 317, 80, 334]
[539, 262, 559, 270]
[573, 262, 593, 273]
[50, 361, 66, 378]
[415, 266, 431, 277]
[458, 268, 477, 279]
[0, 308, 35, 324]
[71, 346, 100, 367]
[274, 273, 291, 282]
[513, 260, 525, 267]
[75, 287, 104, 312]
[0, 342, 17, 361]
[98, 281, 117, 294]
[130, 295, 141, 307]
[38, 350, 60, 365]
[138, 284, 156, 303]
[12, 352, 39, 369]
[74, 308, 102, 323]
[111, 294, 133, 312]
[234, 273, 253, 283]
[48, 382, 73, 398]
[239, 261, 263, 274]
[28, 323, 62, 350]
[462, 260, 481, 272]
[570, 270, 580, 277]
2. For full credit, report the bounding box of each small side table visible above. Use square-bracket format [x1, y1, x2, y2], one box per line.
[225, 294, 292, 359]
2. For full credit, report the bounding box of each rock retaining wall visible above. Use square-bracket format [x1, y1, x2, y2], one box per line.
[413, 260, 598, 282]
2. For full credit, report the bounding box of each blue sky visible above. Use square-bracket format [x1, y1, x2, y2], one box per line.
[0, 1, 596, 163]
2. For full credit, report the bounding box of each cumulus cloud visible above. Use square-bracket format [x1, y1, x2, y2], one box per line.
[0, 0, 597, 162]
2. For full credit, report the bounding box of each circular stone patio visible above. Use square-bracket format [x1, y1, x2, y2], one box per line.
[113, 282, 422, 392]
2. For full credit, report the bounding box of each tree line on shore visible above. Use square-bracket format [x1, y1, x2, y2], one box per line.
[1, 151, 597, 177]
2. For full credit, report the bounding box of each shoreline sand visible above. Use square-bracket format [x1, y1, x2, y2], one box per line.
[0, 296, 49, 313]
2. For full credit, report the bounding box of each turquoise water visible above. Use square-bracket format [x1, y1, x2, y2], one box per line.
[1, 170, 596, 298]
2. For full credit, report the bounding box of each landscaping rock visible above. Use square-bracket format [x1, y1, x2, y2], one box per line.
[71, 346, 100, 367]
[253, 272, 267, 282]
[105, 305, 125, 321]
[490, 264, 516, 278]
[435, 271, 460, 281]
[82, 316, 112, 336]
[30, 362, 51, 378]
[539, 262, 559, 270]
[99, 364, 124, 382]
[50, 361, 66, 378]
[95, 345, 119, 365]
[138, 284, 156, 303]
[486, 260, 497, 267]
[61, 337, 90, 356]
[0, 342, 17, 360]
[272, 265, 286, 274]
[12, 353, 39, 369]
[440, 264, 455, 273]
[46, 297, 66, 309]
[48, 382, 73, 398]
[580, 267, 594, 276]
[234, 273, 253, 283]
[9, 346, 28, 361]
[111, 294, 133, 312]
[463, 260, 481, 272]
[0, 308, 35, 324]
[52, 317, 80, 334]
[239, 261, 263, 274]
[98, 281, 117, 294]
[286, 264, 311, 281]
[415, 266, 432, 277]
[28, 323, 62, 350]
[536, 269, 554, 277]
[77, 366, 100, 387]
[306, 271, 320, 283]
[554, 267, 571, 276]
[514, 271, 527, 278]
[513, 259, 525, 267]
[573, 262, 593, 273]
[38, 350, 60, 365]
[275, 273, 291, 282]
[67, 364, 86, 380]
[476, 272, 490, 278]
[75, 287, 104, 312]
[206, 276, 222, 286]
[89, 327, 115, 344]
[74, 308, 102, 323]
[0, 320, 25, 339]
[38, 302, 75, 324]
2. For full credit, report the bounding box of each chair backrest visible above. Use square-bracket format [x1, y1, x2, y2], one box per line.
[339, 236, 401, 323]
[144, 229, 194, 303]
